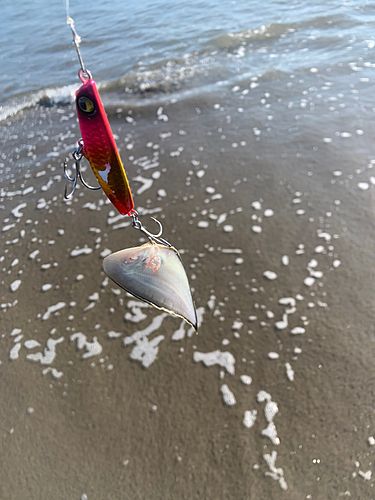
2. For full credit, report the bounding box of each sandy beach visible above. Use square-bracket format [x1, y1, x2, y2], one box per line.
[1, 67, 375, 500]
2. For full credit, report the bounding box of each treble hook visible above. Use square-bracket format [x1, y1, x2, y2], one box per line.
[63, 141, 101, 199]
[131, 210, 171, 247]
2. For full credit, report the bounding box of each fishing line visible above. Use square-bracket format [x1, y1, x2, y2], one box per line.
[64, 0, 88, 75]
[65, 0, 70, 20]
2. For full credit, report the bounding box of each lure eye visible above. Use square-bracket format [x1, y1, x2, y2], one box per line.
[77, 96, 95, 114]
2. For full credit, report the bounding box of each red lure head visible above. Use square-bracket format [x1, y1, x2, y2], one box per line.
[75, 79, 103, 125]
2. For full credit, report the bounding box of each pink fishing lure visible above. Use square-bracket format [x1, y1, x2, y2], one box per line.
[63, 17, 198, 328]
[75, 72, 134, 215]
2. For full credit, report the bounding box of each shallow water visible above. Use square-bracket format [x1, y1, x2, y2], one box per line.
[2, 0, 375, 120]
[1, 1, 375, 499]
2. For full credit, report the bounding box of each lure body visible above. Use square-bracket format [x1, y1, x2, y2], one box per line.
[75, 78, 134, 215]
[103, 243, 198, 330]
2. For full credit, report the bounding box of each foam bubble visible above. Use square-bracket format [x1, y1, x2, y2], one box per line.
[194, 350, 235, 375]
[281, 255, 289, 266]
[304, 277, 315, 286]
[285, 363, 295, 381]
[263, 271, 277, 280]
[291, 327, 305, 335]
[240, 375, 252, 385]
[42, 302, 66, 320]
[243, 410, 257, 428]
[70, 247, 93, 257]
[10, 280, 21, 292]
[268, 352, 279, 359]
[220, 384, 236, 406]
[9, 343, 22, 360]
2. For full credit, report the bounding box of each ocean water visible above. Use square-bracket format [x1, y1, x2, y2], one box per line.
[2, 1, 375, 498]
[2, 0, 375, 121]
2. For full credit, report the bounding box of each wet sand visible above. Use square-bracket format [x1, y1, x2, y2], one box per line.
[1, 79, 375, 499]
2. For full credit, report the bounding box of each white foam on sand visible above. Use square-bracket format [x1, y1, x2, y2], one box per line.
[232, 320, 243, 331]
[193, 350, 235, 375]
[268, 352, 279, 360]
[304, 277, 315, 287]
[243, 410, 257, 428]
[275, 314, 288, 330]
[42, 302, 66, 320]
[240, 375, 252, 385]
[358, 470, 372, 481]
[26, 337, 64, 365]
[28, 249, 40, 260]
[10, 328, 22, 336]
[220, 384, 236, 406]
[279, 297, 296, 307]
[264, 451, 288, 490]
[263, 270, 277, 280]
[11, 203, 27, 218]
[133, 175, 153, 195]
[70, 246, 93, 257]
[123, 313, 168, 368]
[257, 391, 280, 445]
[216, 213, 227, 225]
[2, 223, 16, 232]
[172, 320, 187, 341]
[281, 255, 289, 266]
[124, 313, 167, 346]
[124, 301, 150, 323]
[221, 248, 243, 254]
[129, 336, 165, 368]
[70, 333, 103, 359]
[197, 220, 209, 228]
[107, 331, 122, 339]
[9, 278, 21, 292]
[291, 326, 305, 335]
[9, 343, 22, 360]
[24, 340, 41, 349]
[42, 367, 64, 379]
[285, 363, 295, 381]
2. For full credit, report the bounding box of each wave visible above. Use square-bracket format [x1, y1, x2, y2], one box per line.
[0, 84, 78, 123]
[0, 12, 358, 124]
[209, 22, 298, 50]
[0, 53, 215, 123]
[207, 12, 358, 50]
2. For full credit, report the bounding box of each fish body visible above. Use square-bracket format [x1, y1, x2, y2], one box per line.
[103, 243, 198, 330]
[75, 78, 134, 215]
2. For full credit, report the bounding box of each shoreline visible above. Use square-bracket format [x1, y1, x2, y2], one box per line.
[1, 82, 375, 499]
